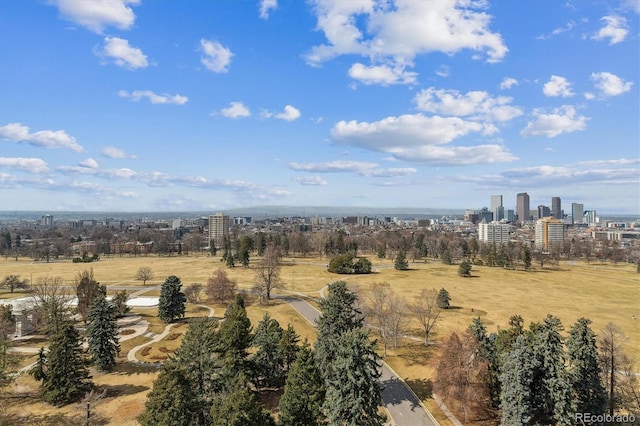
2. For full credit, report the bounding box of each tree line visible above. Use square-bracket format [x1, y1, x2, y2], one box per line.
[435, 314, 639, 424]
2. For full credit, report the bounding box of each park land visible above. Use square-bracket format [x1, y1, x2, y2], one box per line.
[1, 254, 638, 425]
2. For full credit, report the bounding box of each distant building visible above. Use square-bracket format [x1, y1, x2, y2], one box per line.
[208, 212, 230, 248]
[551, 197, 562, 219]
[571, 203, 584, 224]
[538, 205, 550, 219]
[40, 214, 54, 226]
[478, 221, 511, 244]
[535, 217, 564, 251]
[516, 193, 530, 223]
[584, 210, 597, 225]
[491, 195, 504, 221]
[506, 209, 516, 222]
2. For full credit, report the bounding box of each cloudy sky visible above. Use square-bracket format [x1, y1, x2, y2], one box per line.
[1, 0, 638, 214]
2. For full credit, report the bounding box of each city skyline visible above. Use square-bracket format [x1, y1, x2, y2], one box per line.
[1, 1, 639, 214]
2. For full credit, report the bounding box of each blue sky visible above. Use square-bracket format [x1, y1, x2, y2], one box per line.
[1, 0, 638, 214]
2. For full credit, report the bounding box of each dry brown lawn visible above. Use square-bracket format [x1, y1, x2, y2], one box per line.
[1, 254, 638, 424]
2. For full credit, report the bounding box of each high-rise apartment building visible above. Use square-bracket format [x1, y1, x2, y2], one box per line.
[571, 203, 584, 224]
[551, 197, 562, 219]
[535, 217, 564, 251]
[516, 192, 530, 223]
[478, 221, 511, 244]
[208, 212, 230, 248]
[491, 195, 504, 221]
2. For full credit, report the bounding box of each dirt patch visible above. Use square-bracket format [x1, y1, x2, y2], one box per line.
[120, 329, 136, 335]
[165, 332, 182, 341]
[140, 347, 151, 357]
[157, 346, 171, 353]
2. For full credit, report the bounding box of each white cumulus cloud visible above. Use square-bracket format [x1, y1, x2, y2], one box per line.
[50, 0, 139, 33]
[348, 63, 417, 86]
[288, 160, 416, 177]
[219, 102, 251, 118]
[592, 15, 628, 45]
[102, 146, 136, 159]
[293, 175, 328, 186]
[414, 88, 523, 122]
[305, 0, 507, 85]
[330, 114, 515, 165]
[118, 90, 188, 105]
[520, 105, 588, 138]
[79, 158, 99, 169]
[0, 122, 84, 152]
[543, 75, 575, 97]
[98, 37, 148, 69]
[259, 0, 278, 19]
[591, 72, 634, 97]
[0, 157, 50, 173]
[263, 105, 301, 121]
[500, 77, 518, 90]
[200, 39, 233, 73]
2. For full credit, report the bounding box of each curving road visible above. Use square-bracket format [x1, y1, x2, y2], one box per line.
[280, 296, 439, 426]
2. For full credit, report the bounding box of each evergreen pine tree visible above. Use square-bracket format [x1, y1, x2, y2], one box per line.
[500, 335, 536, 426]
[38, 323, 92, 405]
[215, 295, 252, 384]
[567, 318, 607, 414]
[278, 343, 325, 426]
[171, 317, 222, 425]
[158, 275, 186, 323]
[436, 288, 451, 309]
[314, 281, 364, 382]
[530, 315, 575, 424]
[393, 250, 409, 270]
[210, 388, 275, 426]
[324, 328, 385, 426]
[252, 313, 284, 387]
[138, 364, 196, 426]
[468, 318, 500, 408]
[277, 323, 300, 375]
[523, 244, 532, 270]
[86, 292, 120, 372]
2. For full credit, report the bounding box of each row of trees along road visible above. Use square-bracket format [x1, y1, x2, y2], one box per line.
[141, 281, 386, 426]
[435, 314, 639, 424]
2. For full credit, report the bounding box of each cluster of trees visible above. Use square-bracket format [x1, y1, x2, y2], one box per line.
[435, 315, 639, 424]
[327, 253, 372, 274]
[2, 220, 638, 269]
[141, 281, 386, 425]
[29, 286, 121, 405]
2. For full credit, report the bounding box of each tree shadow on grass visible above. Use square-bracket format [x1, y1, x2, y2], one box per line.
[99, 383, 149, 398]
[112, 362, 160, 376]
[398, 342, 436, 366]
[404, 377, 433, 400]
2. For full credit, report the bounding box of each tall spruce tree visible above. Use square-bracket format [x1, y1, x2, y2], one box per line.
[278, 343, 325, 426]
[139, 363, 196, 426]
[314, 281, 364, 383]
[324, 328, 385, 426]
[86, 291, 120, 372]
[158, 275, 186, 323]
[530, 315, 575, 424]
[252, 313, 284, 388]
[500, 334, 536, 425]
[393, 250, 409, 270]
[567, 318, 606, 414]
[210, 388, 275, 426]
[468, 318, 501, 408]
[277, 323, 300, 376]
[171, 317, 222, 425]
[36, 323, 92, 405]
[436, 287, 451, 309]
[215, 294, 252, 385]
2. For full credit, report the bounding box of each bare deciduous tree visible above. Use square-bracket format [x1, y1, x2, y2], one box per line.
[30, 276, 73, 335]
[410, 288, 441, 346]
[135, 267, 154, 286]
[207, 269, 237, 303]
[253, 243, 282, 302]
[75, 268, 103, 324]
[599, 322, 640, 415]
[184, 282, 204, 303]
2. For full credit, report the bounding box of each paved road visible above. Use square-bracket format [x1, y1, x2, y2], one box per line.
[281, 296, 438, 426]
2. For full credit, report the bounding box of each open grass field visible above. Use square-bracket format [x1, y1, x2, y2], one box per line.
[1, 254, 638, 424]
